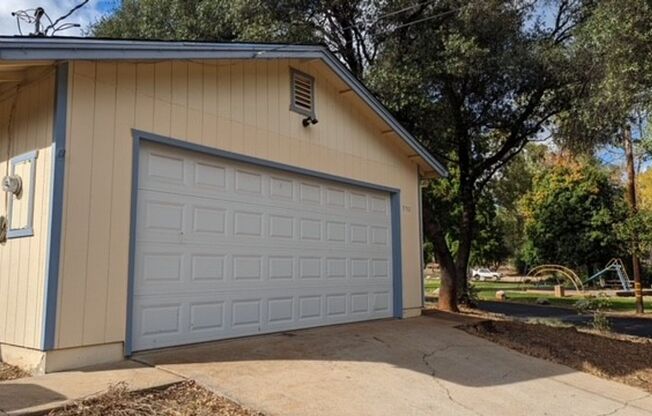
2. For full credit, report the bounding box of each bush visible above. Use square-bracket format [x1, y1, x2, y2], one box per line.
[574, 294, 612, 332]
[591, 310, 611, 332]
[573, 294, 611, 313]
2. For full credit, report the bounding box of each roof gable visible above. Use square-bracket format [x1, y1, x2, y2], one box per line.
[0, 37, 446, 177]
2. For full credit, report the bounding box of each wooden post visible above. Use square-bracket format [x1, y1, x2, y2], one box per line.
[624, 125, 645, 314]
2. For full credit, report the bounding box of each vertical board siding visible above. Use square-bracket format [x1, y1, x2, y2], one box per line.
[57, 59, 421, 349]
[0, 71, 55, 349]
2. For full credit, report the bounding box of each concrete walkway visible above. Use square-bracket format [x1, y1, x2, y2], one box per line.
[135, 314, 652, 416]
[0, 360, 182, 415]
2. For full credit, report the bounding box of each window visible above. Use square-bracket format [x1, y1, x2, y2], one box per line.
[290, 68, 315, 117]
[6, 150, 38, 238]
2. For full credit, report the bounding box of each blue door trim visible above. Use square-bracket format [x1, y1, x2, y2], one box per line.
[390, 193, 403, 318]
[125, 130, 404, 354]
[41, 62, 68, 351]
[124, 135, 141, 356]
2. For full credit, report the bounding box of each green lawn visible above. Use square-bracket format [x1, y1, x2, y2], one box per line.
[424, 279, 652, 313]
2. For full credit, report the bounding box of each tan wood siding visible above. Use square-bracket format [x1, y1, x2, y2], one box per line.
[57, 59, 422, 349]
[0, 71, 55, 349]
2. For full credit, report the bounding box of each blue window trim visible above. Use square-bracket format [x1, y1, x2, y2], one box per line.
[10, 149, 39, 163]
[6, 150, 39, 239]
[125, 129, 404, 355]
[41, 62, 68, 351]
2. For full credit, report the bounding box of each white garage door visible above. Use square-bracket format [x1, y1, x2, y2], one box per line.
[132, 143, 394, 351]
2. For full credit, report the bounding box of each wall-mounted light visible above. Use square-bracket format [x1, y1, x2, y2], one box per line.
[302, 116, 318, 127]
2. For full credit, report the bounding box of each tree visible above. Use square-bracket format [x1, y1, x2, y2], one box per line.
[92, 0, 250, 41]
[520, 156, 628, 272]
[470, 200, 510, 269]
[93, 0, 592, 311]
[637, 169, 652, 211]
[92, 0, 388, 80]
[556, 0, 652, 312]
[490, 143, 548, 267]
[369, 0, 590, 310]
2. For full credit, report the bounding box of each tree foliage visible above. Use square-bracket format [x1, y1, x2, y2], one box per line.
[92, 0, 388, 79]
[557, 0, 652, 150]
[520, 156, 628, 270]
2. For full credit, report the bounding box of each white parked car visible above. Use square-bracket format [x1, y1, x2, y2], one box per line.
[471, 268, 502, 281]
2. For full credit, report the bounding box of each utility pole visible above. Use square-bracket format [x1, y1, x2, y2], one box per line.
[624, 124, 645, 314]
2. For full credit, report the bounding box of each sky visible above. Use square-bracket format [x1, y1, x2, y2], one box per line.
[0, 0, 118, 36]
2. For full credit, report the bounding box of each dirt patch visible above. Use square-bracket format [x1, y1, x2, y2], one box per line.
[48, 380, 264, 416]
[462, 320, 652, 393]
[0, 362, 29, 381]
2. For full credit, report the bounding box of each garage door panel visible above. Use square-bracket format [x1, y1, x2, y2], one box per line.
[135, 278, 393, 299]
[134, 243, 391, 295]
[137, 190, 390, 245]
[135, 252, 390, 291]
[133, 143, 394, 351]
[138, 185, 389, 225]
[133, 288, 392, 351]
[140, 149, 390, 220]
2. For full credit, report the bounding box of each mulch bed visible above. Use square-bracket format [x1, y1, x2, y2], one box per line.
[0, 362, 29, 381]
[48, 380, 264, 416]
[462, 320, 652, 393]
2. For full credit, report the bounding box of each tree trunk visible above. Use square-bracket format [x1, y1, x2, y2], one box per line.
[438, 264, 458, 312]
[624, 125, 645, 314]
[422, 194, 459, 312]
[455, 185, 475, 305]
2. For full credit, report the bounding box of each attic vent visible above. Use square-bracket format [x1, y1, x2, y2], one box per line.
[290, 69, 315, 117]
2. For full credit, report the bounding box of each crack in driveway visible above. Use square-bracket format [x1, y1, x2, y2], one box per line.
[421, 345, 485, 416]
[594, 393, 652, 416]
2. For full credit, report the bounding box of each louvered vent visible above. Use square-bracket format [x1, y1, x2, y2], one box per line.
[290, 69, 315, 117]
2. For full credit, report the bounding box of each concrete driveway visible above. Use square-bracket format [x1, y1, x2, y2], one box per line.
[135, 314, 652, 416]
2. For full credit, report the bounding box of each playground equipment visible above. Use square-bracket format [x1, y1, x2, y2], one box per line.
[524, 264, 584, 292]
[523, 258, 634, 293]
[584, 258, 633, 291]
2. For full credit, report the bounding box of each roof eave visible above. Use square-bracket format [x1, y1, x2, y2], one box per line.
[0, 38, 447, 177]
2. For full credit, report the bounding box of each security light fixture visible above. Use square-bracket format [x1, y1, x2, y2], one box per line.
[302, 116, 318, 127]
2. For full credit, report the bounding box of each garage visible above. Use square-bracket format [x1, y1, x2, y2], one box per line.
[0, 38, 448, 372]
[131, 141, 396, 351]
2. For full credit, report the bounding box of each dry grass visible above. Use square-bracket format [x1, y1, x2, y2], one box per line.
[48, 381, 264, 416]
[0, 362, 29, 381]
[463, 320, 652, 393]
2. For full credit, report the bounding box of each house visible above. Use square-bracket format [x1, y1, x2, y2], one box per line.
[0, 37, 446, 373]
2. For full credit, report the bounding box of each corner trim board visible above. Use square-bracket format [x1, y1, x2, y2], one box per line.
[124, 135, 140, 356]
[125, 129, 405, 353]
[42, 62, 68, 351]
[391, 193, 403, 318]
